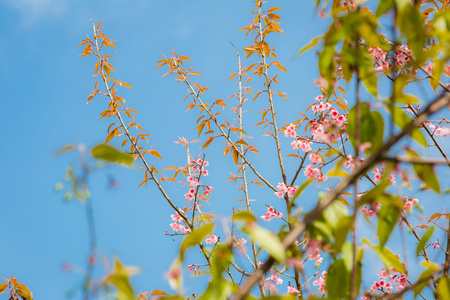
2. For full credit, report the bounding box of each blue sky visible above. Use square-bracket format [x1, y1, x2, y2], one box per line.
[0, 0, 449, 299]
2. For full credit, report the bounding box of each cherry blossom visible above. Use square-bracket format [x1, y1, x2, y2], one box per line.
[261, 206, 282, 221]
[292, 139, 312, 152]
[205, 235, 218, 244]
[287, 286, 301, 295]
[284, 123, 297, 138]
[312, 271, 328, 294]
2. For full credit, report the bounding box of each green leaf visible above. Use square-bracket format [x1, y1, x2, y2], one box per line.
[377, 194, 401, 248]
[291, 178, 313, 201]
[416, 226, 434, 256]
[412, 163, 441, 193]
[232, 211, 257, 223]
[437, 277, 450, 299]
[326, 259, 349, 299]
[376, 0, 394, 17]
[242, 224, 286, 262]
[334, 216, 353, 254]
[376, 246, 406, 273]
[323, 200, 349, 228]
[341, 242, 363, 294]
[362, 239, 406, 273]
[359, 180, 390, 207]
[387, 105, 427, 147]
[91, 144, 133, 166]
[106, 258, 139, 300]
[179, 224, 214, 260]
[347, 103, 384, 154]
[414, 261, 440, 297]
[199, 245, 235, 300]
[298, 35, 323, 55]
[398, 3, 427, 64]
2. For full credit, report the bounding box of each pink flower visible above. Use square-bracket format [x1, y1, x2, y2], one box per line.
[270, 273, 283, 285]
[234, 237, 247, 248]
[287, 286, 300, 295]
[304, 164, 320, 179]
[309, 153, 322, 164]
[203, 160, 209, 167]
[204, 185, 213, 195]
[205, 235, 218, 244]
[287, 186, 298, 197]
[171, 214, 182, 222]
[274, 191, 284, 198]
[431, 241, 439, 249]
[336, 114, 347, 126]
[284, 123, 297, 138]
[344, 155, 355, 171]
[185, 192, 195, 201]
[277, 182, 287, 193]
[261, 206, 283, 221]
[201, 170, 209, 176]
[188, 265, 193, 272]
[316, 174, 328, 183]
[330, 108, 339, 119]
[378, 269, 388, 278]
[359, 142, 372, 153]
[313, 271, 328, 294]
[388, 174, 396, 185]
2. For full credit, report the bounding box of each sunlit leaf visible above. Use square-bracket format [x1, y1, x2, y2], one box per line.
[91, 144, 133, 166]
[242, 224, 286, 262]
[179, 224, 214, 260]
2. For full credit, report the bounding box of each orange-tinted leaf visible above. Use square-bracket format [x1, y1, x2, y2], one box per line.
[150, 290, 169, 297]
[149, 150, 162, 160]
[121, 82, 132, 89]
[15, 283, 33, 300]
[103, 65, 111, 77]
[337, 86, 347, 94]
[201, 136, 214, 149]
[190, 71, 202, 76]
[339, 197, 350, 206]
[229, 73, 237, 81]
[267, 7, 282, 13]
[0, 283, 7, 294]
[235, 139, 248, 146]
[232, 150, 239, 165]
[428, 213, 443, 223]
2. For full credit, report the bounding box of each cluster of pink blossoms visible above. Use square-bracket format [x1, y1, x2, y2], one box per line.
[274, 182, 298, 198]
[291, 139, 312, 152]
[205, 234, 218, 244]
[372, 168, 396, 185]
[308, 248, 323, 266]
[287, 286, 301, 295]
[403, 197, 419, 213]
[368, 46, 389, 72]
[361, 201, 380, 218]
[431, 241, 439, 249]
[368, 44, 414, 73]
[284, 123, 297, 138]
[184, 159, 212, 202]
[313, 270, 328, 295]
[233, 236, 247, 248]
[428, 123, 450, 136]
[169, 214, 191, 233]
[362, 268, 408, 299]
[261, 206, 283, 221]
[304, 164, 327, 182]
